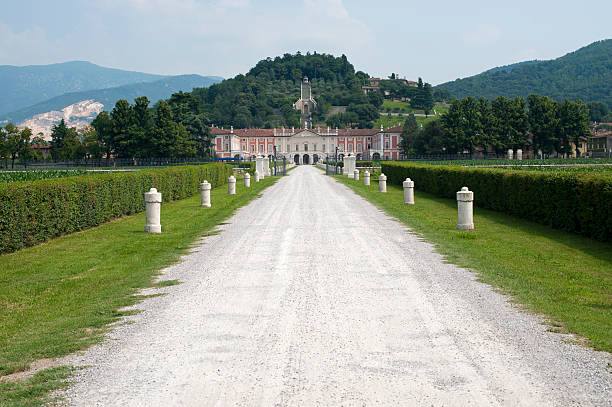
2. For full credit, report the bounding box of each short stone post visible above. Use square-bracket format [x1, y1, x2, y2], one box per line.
[517, 149, 523, 161]
[378, 173, 387, 193]
[228, 175, 236, 195]
[353, 169, 359, 181]
[457, 187, 474, 230]
[244, 172, 251, 188]
[403, 178, 415, 205]
[144, 188, 162, 233]
[200, 181, 211, 208]
[254, 170, 260, 182]
[507, 149, 514, 160]
[364, 170, 370, 186]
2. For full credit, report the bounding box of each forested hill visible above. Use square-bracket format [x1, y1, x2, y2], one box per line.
[436, 39, 612, 107]
[191, 53, 379, 129]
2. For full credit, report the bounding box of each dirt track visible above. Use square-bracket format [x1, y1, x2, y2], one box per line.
[64, 165, 612, 406]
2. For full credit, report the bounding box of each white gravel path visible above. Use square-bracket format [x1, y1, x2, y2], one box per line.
[63, 165, 612, 406]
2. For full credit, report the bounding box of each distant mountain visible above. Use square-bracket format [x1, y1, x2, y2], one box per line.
[436, 39, 612, 107]
[0, 61, 169, 116]
[1, 74, 223, 124]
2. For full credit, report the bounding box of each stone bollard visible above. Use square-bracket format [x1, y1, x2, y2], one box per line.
[364, 170, 370, 186]
[263, 156, 270, 176]
[517, 149, 523, 161]
[507, 149, 514, 160]
[144, 188, 162, 233]
[228, 175, 236, 195]
[403, 178, 415, 205]
[354, 169, 359, 181]
[200, 181, 211, 208]
[457, 187, 474, 230]
[254, 170, 260, 182]
[378, 173, 387, 193]
[244, 173, 251, 188]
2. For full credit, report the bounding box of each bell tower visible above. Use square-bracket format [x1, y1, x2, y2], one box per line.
[293, 76, 317, 129]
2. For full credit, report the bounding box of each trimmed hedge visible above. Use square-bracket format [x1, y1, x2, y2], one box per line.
[0, 164, 233, 254]
[381, 162, 612, 242]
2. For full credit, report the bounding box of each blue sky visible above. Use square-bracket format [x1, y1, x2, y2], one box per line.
[1, 0, 610, 85]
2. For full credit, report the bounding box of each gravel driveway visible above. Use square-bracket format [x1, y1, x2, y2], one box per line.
[63, 165, 612, 406]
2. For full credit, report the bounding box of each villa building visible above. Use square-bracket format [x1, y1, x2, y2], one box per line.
[212, 77, 404, 164]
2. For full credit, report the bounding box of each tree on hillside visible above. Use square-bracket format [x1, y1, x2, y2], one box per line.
[399, 114, 419, 156]
[410, 78, 425, 109]
[422, 83, 434, 116]
[50, 120, 69, 160]
[587, 101, 608, 122]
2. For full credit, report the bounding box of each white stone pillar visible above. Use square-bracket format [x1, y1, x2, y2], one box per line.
[342, 155, 348, 175]
[244, 172, 251, 188]
[200, 181, 211, 208]
[144, 188, 162, 233]
[457, 187, 474, 230]
[378, 173, 387, 193]
[364, 170, 370, 186]
[507, 149, 514, 160]
[345, 155, 356, 177]
[256, 156, 265, 179]
[403, 178, 414, 205]
[353, 169, 359, 181]
[517, 149, 523, 160]
[254, 170, 260, 182]
[228, 175, 236, 195]
[263, 156, 270, 176]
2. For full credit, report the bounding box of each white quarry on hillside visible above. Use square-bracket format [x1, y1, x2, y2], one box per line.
[19, 100, 104, 141]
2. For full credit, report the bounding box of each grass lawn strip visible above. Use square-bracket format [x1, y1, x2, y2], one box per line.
[0, 175, 278, 402]
[334, 175, 612, 353]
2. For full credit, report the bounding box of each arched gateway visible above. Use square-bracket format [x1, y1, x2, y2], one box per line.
[302, 154, 310, 165]
[294, 154, 300, 164]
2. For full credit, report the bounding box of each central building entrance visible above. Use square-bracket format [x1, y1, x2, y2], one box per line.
[302, 154, 310, 165]
[294, 154, 300, 164]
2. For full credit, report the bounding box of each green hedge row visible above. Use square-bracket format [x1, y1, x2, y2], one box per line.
[381, 162, 612, 242]
[0, 164, 233, 254]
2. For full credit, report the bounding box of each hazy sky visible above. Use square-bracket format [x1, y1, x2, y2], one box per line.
[1, 0, 610, 85]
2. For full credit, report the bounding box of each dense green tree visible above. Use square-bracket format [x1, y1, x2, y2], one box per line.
[49, 119, 70, 160]
[557, 99, 590, 157]
[110, 99, 135, 158]
[347, 103, 379, 128]
[92, 111, 114, 160]
[528, 95, 559, 156]
[422, 83, 435, 116]
[399, 114, 419, 156]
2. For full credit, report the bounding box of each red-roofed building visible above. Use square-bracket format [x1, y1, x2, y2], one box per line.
[211, 125, 404, 164]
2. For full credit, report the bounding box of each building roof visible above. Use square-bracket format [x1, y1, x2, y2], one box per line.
[211, 126, 404, 138]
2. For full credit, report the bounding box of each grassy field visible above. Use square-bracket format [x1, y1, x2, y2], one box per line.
[333, 175, 612, 353]
[0, 175, 278, 405]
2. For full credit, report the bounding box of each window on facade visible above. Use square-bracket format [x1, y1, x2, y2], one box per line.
[322, 144, 326, 152]
[296, 144, 299, 152]
[357, 145, 362, 152]
[251, 145, 254, 152]
[224, 144, 229, 151]
[304, 143, 308, 151]
[314, 144, 317, 151]
[385, 142, 389, 149]
[367, 144, 371, 149]
[259, 145, 264, 153]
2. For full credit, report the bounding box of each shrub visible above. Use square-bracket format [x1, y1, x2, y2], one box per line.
[381, 162, 612, 241]
[0, 164, 233, 254]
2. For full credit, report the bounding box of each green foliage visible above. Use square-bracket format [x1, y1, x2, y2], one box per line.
[588, 102, 609, 122]
[0, 169, 88, 183]
[381, 162, 612, 241]
[0, 366, 73, 406]
[436, 39, 612, 108]
[0, 164, 233, 254]
[192, 53, 375, 129]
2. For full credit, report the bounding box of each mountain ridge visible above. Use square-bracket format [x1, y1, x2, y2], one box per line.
[436, 39, 612, 107]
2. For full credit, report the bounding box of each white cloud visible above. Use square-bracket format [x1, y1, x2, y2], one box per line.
[463, 24, 502, 46]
